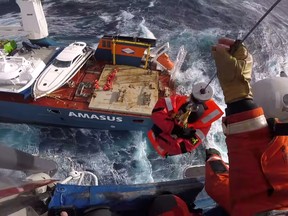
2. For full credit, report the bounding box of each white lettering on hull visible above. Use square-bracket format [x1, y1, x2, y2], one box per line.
[68, 112, 123, 122]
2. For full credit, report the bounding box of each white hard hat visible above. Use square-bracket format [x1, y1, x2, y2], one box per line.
[252, 77, 288, 122]
[192, 82, 213, 102]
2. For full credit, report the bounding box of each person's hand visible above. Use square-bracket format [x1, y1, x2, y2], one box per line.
[182, 127, 196, 139]
[212, 38, 253, 104]
[173, 125, 196, 139]
[60, 212, 68, 216]
[171, 124, 196, 139]
[205, 148, 221, 161]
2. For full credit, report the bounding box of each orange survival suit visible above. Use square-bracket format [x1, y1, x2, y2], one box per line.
[148, 94, 223, 157]
[205, 100, 288, 216]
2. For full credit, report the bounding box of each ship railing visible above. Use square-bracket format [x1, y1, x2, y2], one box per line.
[60, 156, 99, 186]
[170, 45, 187, 81]
[150, 42, 170, 62]
[0, 55, 27, 65]
[0, 144, 99, 215]
[0, 144, 58, 215]
[61, 169, 99, 186]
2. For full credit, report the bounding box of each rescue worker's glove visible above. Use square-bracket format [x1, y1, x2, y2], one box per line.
[177, 102, 204, 126]
[205, 148, 221, 162]
[182, 127, 196, 139]
[171, 124, 196, 139]
[212, 38, 253, 104]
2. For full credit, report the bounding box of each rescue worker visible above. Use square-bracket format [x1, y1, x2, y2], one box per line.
[205, 38, 288, 215]
[148, 93, 223, 157]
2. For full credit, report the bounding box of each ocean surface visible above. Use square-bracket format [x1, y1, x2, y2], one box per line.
[0, 0, 288, 208]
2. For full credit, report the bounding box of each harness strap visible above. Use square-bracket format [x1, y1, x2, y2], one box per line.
[179, 142, 187, 153]
[151, 124, 162, 137]
[267, 118, 288, 136]
[151, 124, 169, 143]
[274, 123, 288, 136]
[202, 101, 208, 110]
[152, 107, 165, 113]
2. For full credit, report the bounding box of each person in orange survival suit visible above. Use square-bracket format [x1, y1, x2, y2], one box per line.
[147, 92, 223, 158]
[204, 38, 288, 216]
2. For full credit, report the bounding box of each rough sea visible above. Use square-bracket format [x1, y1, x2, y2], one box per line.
[0, 0, 288, 209]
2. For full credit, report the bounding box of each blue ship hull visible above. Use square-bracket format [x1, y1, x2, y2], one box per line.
[0, 100, 153, 131]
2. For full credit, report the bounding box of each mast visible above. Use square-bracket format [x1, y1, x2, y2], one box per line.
[14, 0, 57, 46]
[16, 0, 49, 41]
